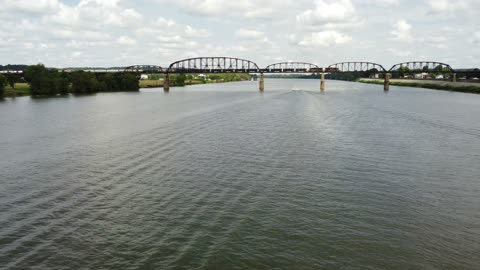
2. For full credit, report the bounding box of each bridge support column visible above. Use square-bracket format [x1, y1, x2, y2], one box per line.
[321, 68, 325, 92]
[164, 73, 170, 92]
[452, 73, 457, 82]
[384, 73, 391, 91]
[259, 72, 264, 91]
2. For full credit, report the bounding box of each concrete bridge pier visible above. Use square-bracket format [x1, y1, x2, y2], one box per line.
[452, 73, 457, 82]
[384, 73, 391, 91]
[321, 68, 325, 92]
[259, 72, 265, 91]
[164, 73, 170, 92]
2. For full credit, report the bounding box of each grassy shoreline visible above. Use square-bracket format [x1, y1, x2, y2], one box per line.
[358, 79, 480, 94]
[3, 83, 31, 97]
[2, 79, 250, 98]
[139, 78, 249, 89]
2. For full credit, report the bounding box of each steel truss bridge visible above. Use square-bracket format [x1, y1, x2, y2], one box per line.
[1, 57, 477, 91]
[122, 59, 461, 74]
[0, 58, 469, 75]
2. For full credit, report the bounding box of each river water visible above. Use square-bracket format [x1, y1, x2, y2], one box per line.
[0, 79, 479, 269]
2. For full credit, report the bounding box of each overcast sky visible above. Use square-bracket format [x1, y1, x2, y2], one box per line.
[0, 0, 478, 68]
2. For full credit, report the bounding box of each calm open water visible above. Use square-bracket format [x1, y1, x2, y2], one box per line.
[0, 79, 479, 269]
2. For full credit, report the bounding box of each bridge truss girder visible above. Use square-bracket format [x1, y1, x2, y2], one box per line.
[167, 57, 260, 73]
[264, 62, 323, 73]
[327, 62, 387, 73]
[389, 61, 454, 73]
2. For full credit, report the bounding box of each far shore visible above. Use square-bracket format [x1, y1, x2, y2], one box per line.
[1, 79, 252, 98]
[358, 78, 480, 94]
[139, 79, 251, 89]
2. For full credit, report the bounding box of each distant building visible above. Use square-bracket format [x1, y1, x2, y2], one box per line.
[140, 74, 149, 80]
[414, 72, 430, 79]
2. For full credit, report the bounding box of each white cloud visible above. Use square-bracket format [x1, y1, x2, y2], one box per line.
[65, 40, 110, 48]
[297, 31, 352, 47]
[23, 42, 35, 49]
[296, 0, 357, 28]
[387, 48, 412, 57]
[391, 20, 413, 42]
[244, 8, 275, 18]
[71, 51, 82, 58]
[428, 0, 468, 13]
[48, 0, 143, 28]
[0, 0, 61, 14]
[420, 35, 448, 49]
[158, 0, 296, 19]
[117, 36, 137, 45]
[235, 29, 265, 40]
[52, 30, 111, 41]
[360, 0, 399, 6]
[472, 32, 480, 44]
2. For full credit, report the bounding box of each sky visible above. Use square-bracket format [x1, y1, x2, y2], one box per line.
[0, 0, 479, 69]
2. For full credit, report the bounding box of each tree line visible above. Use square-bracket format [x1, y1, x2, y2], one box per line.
[146, 73, 187, 86]
[1, 64, 139, 97]
[0, 64, 28, 71]
[26, 64, 139, 96]
[0, 74, 6, 97]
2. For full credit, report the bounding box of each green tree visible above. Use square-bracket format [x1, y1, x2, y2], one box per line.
[25, 64, 63, 96]
[119, 74, 139, 91]
[25, 64, 48, 95]
[365, 68, 379, 78]
[397, 66, 411, 77]
[70, 71, 99, 94]
[433, 65, 450, 74]
[149, 74, 163, 80]
[175, 74, 186, 86]
[57, 76, 70, 95]
[0, 74, 6, 97]
[6, 75, 16, 89]
[94, 73, 138, 92]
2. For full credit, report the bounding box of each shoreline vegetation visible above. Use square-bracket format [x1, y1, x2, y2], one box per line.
[0, 64, 139, 98]
[264, 74, 480, 94]
[139, 73, 251, 89]
[0, 66, 251, 98]
[358, 78, 480, 94]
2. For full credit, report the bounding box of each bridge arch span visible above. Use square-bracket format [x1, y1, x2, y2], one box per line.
[264, 62, 322, 73]
[328, 62, 387, 73]
[167, 57, 260, 73]
[389, 61, 454, 73]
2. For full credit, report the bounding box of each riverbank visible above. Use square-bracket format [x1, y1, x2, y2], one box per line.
[1, 79, 251, 97]
[3, 83, 31, 97]
[358, 78, 480, 94]
[139, 78, 250, 89]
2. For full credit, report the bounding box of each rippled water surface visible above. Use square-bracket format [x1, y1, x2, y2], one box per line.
[1, 79, 479, 269]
